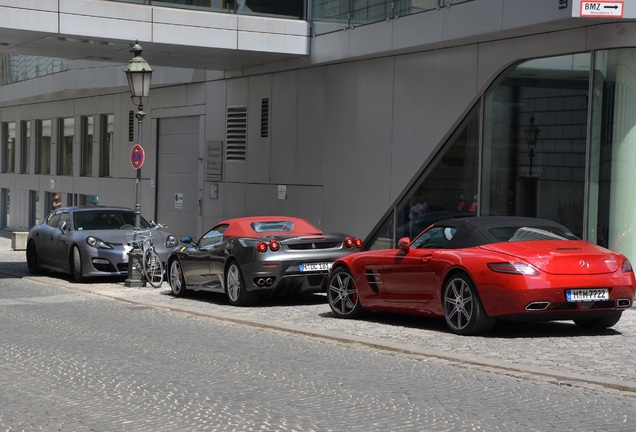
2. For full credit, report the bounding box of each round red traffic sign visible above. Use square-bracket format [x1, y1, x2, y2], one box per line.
[131, 144, 145, 169]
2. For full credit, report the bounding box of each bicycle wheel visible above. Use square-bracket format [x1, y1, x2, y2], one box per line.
[143, 248, 164, 288]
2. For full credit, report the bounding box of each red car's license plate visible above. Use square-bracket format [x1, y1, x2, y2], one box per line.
[565, 288, 609, 302]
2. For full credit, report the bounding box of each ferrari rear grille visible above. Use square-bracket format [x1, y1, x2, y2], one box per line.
[287, 242, 339, 250]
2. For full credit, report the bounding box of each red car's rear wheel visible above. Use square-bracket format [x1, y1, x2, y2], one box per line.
[443, 274, 495, 335]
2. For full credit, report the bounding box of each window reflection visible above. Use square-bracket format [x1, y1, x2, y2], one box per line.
[366, 105, 479, 249]
[482, 53, 590, 237]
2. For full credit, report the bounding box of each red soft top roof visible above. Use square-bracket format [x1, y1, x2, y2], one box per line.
[218, 216, 323, 238]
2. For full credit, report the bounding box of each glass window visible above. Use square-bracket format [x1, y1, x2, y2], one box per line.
[81, 115, 94, 177]
[588, 48, 636, 260]
[29, 190, 39, 228]
[36, 119, 52, 175]
[100, 114, 114, 177]
[58, 117, 74, 176]
[410, 226, 456, 249]
[2, 122, 15, 173]
[482, 54, 590, 237]
[20, 120, 30, 174]
[79, 194, 99, 206]
[45, 210, 61, 228]
[1, 188, 9, 228]
[199, 225, 228, 247]
[48, 192, 62, 212]
[366, 105, 480, 249]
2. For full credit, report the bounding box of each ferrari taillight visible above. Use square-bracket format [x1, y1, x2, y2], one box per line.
[257, 240, 280, 253]
[622, 258, 633, 273]
[345, 237, 363, 248]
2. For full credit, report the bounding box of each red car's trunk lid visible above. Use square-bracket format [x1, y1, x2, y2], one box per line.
[480, 240, 620, 275]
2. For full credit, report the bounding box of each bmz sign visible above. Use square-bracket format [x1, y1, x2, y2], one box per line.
[580, 1, 623, 18]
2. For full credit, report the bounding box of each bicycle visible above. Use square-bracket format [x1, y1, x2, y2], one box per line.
[128, 227, 164, 288]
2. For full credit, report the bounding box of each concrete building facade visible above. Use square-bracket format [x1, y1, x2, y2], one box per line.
[2, 0, 636, 262]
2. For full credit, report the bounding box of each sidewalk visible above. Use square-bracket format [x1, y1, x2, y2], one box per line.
[1, 232, 635, 393]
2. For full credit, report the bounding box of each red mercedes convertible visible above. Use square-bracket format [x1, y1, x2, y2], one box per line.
[327, 216, 636, 335]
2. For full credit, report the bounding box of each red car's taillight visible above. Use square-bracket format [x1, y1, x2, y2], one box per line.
[487, 262, 540, 275]
[269, 240, 280, 251]
[622, 258, 633, 273]
[256, 242, 268, 253]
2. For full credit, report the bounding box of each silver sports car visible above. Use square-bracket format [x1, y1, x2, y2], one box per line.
[26, 206, 177, 282]
[166, 216, 364, 306]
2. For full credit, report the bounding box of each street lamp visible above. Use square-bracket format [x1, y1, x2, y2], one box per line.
[124, 41, 153, 288]
[524, 114, 540, 177]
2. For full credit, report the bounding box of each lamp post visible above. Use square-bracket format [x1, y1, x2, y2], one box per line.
[524, 115, 540, 177]
[124, 41, 153, 288]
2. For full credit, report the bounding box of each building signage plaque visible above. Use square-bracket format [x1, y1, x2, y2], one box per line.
[579, 1, 623, 18]
[205, 141, 223, 181]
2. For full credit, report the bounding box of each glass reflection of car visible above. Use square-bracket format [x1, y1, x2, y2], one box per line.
[26, 206, 177, 282]
[327, 216, 636, 335]
[396, 211, 474, 240]
[166, 216, 364, 306]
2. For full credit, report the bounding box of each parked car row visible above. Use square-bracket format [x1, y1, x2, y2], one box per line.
[26, 208, 636, 335]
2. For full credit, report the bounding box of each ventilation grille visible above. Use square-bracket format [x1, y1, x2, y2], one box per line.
[226, 106, 247, 162]
[128, 110, 134, 142]
[261, 98, 269, 138]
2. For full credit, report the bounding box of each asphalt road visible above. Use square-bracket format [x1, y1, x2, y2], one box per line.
[1, 235, 636, 430]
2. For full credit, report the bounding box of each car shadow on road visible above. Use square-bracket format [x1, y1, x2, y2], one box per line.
[318, 310, 623, 338]
[158, 289, 328, 308]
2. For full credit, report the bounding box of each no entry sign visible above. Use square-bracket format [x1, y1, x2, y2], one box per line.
[131, 144, 145, 169]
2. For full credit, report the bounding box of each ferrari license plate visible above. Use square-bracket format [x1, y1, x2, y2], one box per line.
[299, 262, 332, 272]
[566, 288, 609, 302]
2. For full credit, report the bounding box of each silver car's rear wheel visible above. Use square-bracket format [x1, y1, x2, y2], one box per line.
[26, 241, 41, 274]
[443, 274, 494, 335]
[225, 261, 257, 306]
[327, 267, 364, 318]
[169, 259, 188, 297]
[72, 246, 85, 282]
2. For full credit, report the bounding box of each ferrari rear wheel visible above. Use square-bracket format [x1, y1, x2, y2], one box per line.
[327, 267, 364, 319]
[574, 311, 623, 329]
[72, 246, 86, 283]
[169, 259, 189, 297]
[443, 274, 495, 335]
[226, 261, 257, 306]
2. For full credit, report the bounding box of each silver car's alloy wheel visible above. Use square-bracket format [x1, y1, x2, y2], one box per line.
[225, 262, 257, 306]
[226, 263, 241, 302]
[327, 267, 363, 318]
[169, 260, 187, 297]
[443, 274, 494, 335]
